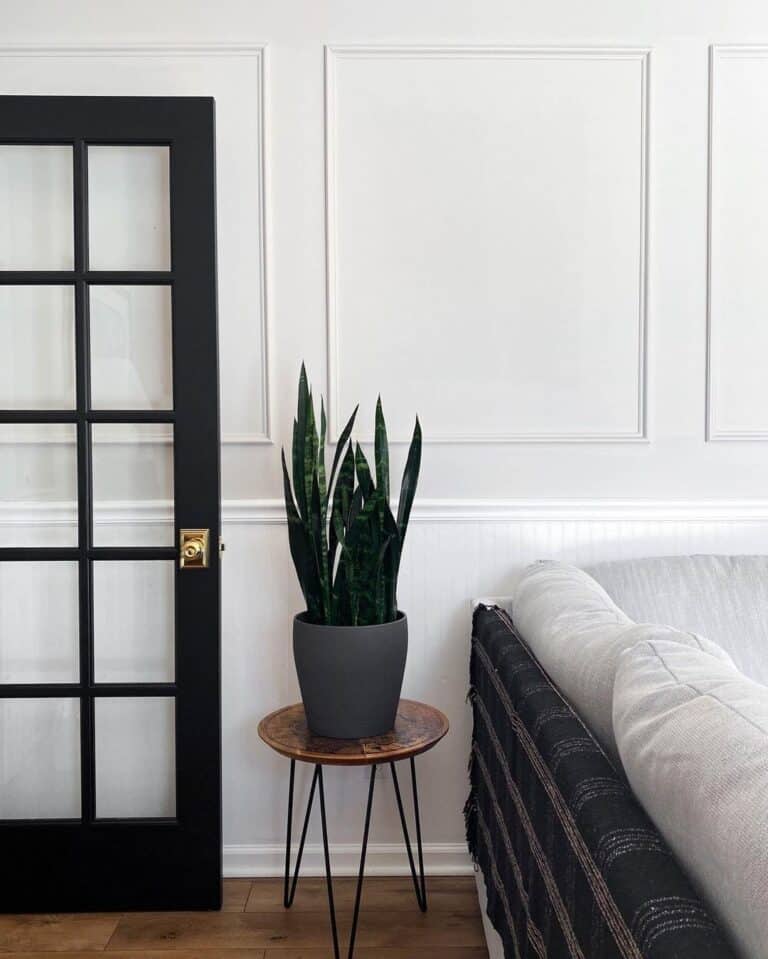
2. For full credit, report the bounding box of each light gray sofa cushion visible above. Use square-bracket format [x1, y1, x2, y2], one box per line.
[614, 638, 768, 959]
[513, 561, 732, 761]
[587, 555, 768, 685]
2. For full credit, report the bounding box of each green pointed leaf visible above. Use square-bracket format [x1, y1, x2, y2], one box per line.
[381, 502, 400, 621]
[282, 448, 321, 620]
[328, 442, 354, 572]
[332, 554, 350, 624]
[376, 534, 397, 621]
[292, 365, 309, 521]
[343, 490, 377, 550]
[336, 444, 355, 520]
[318, 397, 328, 516]
[373, 505, 394, 623]
[337, 542, 361, 626]
[396, 417, 422, 547]
[374, 396, 390, 504]
[343, 491, 383, 624]
[327, 405, 358, 498]
[309, 468, 331, 622]
[346, 485, 364, 532]
[332, 511, 347, 551]
[303, 391, 319, 516]
[354, 443, 374, 500]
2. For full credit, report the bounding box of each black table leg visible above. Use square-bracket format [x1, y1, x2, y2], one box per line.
[282, 758, 427, 959]
[347, 765, 377, 959]
[391, 756, 427, 911]
[283, 760, 320, 908]
[283, 761, 340, 958]
[317, 766, 341, 959]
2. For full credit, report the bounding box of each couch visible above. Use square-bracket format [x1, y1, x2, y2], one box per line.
[468, 555, 768, 959]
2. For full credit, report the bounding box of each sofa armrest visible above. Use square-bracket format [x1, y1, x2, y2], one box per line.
[466, 604, 737, 959]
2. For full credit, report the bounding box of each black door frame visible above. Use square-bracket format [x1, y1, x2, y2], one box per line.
[0, 96, 221, 911]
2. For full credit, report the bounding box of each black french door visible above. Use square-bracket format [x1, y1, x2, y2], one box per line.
[0, 97, 221, 910]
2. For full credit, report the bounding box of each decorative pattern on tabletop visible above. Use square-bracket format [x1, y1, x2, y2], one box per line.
[258, 699, 448, 765]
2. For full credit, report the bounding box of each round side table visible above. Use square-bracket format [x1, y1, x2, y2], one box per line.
[258, 698, 449, 959]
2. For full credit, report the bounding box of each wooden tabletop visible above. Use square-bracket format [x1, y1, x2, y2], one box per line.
[258, 699, 449, 766]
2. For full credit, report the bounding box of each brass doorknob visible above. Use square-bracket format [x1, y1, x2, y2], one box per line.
[183, 538, 205, 561]
[180, 529, 210, 569]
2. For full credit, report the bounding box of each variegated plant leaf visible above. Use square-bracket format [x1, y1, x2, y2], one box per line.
[327, 404, 358, 497]
[309, 468, 331, 621]
[374, 396, 390, 504]
[318, 397, 327, 512]
[354, 443, 374, 501]
[328, 442, 354, 573]
[397, 416, 421, 546]
[303, 390, 319, 517]
[282, 447, 321, 620]
[292, 364, 310, 521]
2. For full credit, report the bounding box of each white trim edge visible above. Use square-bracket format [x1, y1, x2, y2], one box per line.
[222, 498, 768, 525]
[223, 842, 472, 878]
[7, 498, 768, 528]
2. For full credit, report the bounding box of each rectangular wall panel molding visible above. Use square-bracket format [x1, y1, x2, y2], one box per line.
[325, 46, 650, 443]
[707, 45, 768, 441]
[0, 42, 271, 444]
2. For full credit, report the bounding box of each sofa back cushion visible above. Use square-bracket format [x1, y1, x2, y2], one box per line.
[587, 555, 768, 685]
[513, 561, 732, 762]
[614, 638, 768, 959]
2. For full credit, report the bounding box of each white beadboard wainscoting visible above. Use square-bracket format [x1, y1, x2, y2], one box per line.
[2, 496, 767, 873]
[218, 497, 768, 876]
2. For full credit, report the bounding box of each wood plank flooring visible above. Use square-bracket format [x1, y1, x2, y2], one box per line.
[0, 878, 487, 958]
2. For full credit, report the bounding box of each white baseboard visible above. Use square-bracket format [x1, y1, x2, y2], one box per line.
[223, 842, 473, 878]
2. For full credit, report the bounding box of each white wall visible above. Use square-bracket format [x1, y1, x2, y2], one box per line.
[5, 0, 768, 874]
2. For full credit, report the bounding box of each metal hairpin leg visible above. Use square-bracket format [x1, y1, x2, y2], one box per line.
[283, 760, 319, 908]
[317, 766, 341, 959]
[283, 758, 424, 959]
[346, 765, 377, 959]
[390, 756, 427, 911]
[283, 762, 339, 958]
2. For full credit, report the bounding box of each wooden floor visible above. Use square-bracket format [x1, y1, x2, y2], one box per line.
[0, 877, 487, 958]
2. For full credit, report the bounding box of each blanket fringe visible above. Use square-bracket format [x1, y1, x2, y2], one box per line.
[465, 643, 481, 861]
[464, 737, 479, 863]
[464, 604, 493, 864]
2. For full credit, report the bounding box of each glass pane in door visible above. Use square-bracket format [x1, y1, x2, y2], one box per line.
[91, 423, 174, 546]
[90, 285, 173, 410]
[0, 698, 81, 819]
[0, 562, 79, 684]
[0, 286, 76, 409]
[95, 697, 175, 818]
[0, 145, 74, 270]
[93, 561, 174, 683]
[87, 146, 171, 271]
[0, 424, 77, 547]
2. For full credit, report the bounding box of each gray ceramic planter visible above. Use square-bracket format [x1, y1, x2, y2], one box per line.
[293, 612, 407, 739]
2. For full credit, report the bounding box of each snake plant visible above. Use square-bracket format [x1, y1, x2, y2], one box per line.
[282, 364, 422, 626]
